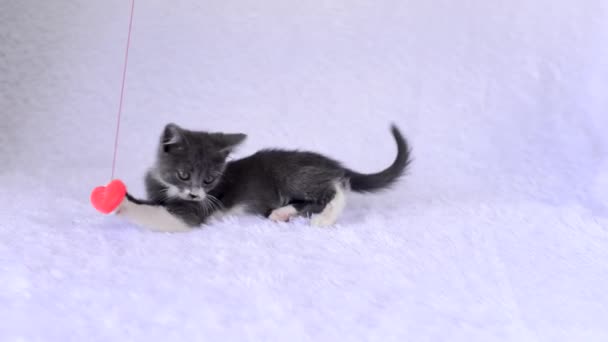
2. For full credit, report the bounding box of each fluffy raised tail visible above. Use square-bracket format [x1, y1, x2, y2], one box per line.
[345, 124, 411, 193]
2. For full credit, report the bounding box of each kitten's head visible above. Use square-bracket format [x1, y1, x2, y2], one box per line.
[154, 123, 246, 201]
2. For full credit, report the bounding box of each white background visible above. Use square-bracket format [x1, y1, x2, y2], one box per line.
[1, 0, 607, 341]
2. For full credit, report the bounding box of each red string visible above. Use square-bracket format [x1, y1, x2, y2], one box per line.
[111, 0, 135, 180]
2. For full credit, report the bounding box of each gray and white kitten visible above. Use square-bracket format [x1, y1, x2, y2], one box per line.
[116, 123, 411, 232]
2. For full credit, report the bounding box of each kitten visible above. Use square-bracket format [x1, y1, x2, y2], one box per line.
[116, 123, 411, 231]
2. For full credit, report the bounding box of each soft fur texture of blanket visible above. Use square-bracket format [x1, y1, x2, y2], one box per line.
[1, 0, 607, 341]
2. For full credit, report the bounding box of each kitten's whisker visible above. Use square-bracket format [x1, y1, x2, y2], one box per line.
[155, 188, 176, 203]
[207, 195, 224, 210]
[208, 199, 221, 214]
[211, 195, 223, 206]
[201, 200, 210, 216]
[206, 199, 219, 213]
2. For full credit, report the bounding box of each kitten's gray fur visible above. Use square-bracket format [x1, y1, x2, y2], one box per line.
[119, 123, 411, 230]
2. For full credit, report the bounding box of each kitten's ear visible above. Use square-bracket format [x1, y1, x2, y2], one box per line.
[161, 123, 184, 153]
[215, 133, 247, 152]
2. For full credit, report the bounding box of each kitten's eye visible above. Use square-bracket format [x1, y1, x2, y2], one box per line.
[177, 170, 190, 181]
[203, 175, 216, 185]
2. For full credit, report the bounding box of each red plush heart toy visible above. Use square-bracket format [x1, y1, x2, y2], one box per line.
[90, 179, 127, 214]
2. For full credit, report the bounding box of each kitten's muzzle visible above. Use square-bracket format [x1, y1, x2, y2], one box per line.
[184, 188, 206, 201]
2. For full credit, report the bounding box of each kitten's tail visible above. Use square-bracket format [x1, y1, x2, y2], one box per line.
[345, 124, 412, 193]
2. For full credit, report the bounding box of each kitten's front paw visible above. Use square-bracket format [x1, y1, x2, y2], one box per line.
[268, 205, 298, 222]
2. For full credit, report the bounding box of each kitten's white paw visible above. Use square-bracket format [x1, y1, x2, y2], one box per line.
[269, 205, 298, 222]
[310, 183, 346, 227]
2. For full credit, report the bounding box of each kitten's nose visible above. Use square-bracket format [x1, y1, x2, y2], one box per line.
[188, 193, 200, 200]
